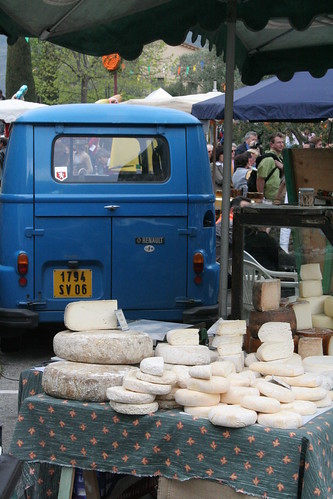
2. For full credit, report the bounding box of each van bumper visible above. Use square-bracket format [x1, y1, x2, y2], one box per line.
[0, 308, 39, 330]
[182, 304, 219, 328]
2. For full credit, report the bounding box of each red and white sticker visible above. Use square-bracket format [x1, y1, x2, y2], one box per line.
[55, 167, 68, 181]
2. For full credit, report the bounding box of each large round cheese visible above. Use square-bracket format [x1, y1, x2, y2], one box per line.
[109, 400, 159, 415]
[303, 355, 333, 374]
[106, 386, 155, 404]
[281, 400, 317, 415]
[241, 395, 281, 413]
[255, 379, 295, 403]
[186, 376, 229, 394]
[42, 361, 135, 402]
[248, 308, 296, 339]
[53, 329, 153, 364]
[174, 388, 220, 407]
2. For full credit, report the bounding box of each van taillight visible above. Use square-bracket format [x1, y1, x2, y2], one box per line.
[17, 253, 28, 275]
[193, 252, 204, 283]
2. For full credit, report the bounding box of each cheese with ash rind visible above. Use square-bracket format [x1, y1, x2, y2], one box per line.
[136, 370, 177, 385]
[217, 352, 244, 373]
[186, 375, 229, 394]
[250, 360, 304, 377]
[274, 373, 323, 388]
[188, 365, 212, 380]
[257, 411, 302, 429]
[123, 370, 171, 395]
[210, 361, 236, 377]
[241, 395, 281, 413]
[220, 386, 259, 405]
[299, 280, 323, 298]
[140, 357, 164, 377]
[291, 301, 313, 330]
[64, 300, 118, 331]
[216, 320, 246, 336]
[174, 388, 220, 407]
[256, 340, 294, 362]
[324, 296, 333, 318]
[42, 361, 135, 402]
[300, 263, 322, 281]
[166, 328, 199, 346]
[299, 296, 327, 315]
[312, 314, 333, 329]
[252, 279, 281, 312]
[209, 404, 257, 428]
[255, 379, 295, 403]
[154, 343, 210, 365]
[298, 337, 323, 359]
[281, 400, 317, 415]
[257, 322, 292, 343]
[109, 400, 159, 415]
[53, 330, 153, 365]
[291, 385, 327, 401]
[106, 386, 155, 404]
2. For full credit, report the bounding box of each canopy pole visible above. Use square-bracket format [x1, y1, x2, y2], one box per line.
[218, 0, 236, 318]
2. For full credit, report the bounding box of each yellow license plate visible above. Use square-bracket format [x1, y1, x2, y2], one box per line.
[53, 269, 92, 298]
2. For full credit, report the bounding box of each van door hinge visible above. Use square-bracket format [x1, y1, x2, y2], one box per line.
[178, 227, 197, 236]
[25, 228, 45, 238]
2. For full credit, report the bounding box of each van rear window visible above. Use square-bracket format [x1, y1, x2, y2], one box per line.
[52, 135, 170, 183]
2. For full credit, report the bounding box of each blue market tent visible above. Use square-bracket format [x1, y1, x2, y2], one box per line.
[192, 70, 333, 122]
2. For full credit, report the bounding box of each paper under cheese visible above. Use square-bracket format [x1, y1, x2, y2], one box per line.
[257, 411, 302, 429]
[257, 322, 293, 343]
[64, 300, 118, 331]
[166, 328, 199, 346]
[140, 357, 164, 377]
[154, 344, 210, 365]
[324, 296, 333, 318]
[216, 320, 246, 336]
[174, 388, 220, 407]
[186, 375, 229, 394]
[312, 313, 333, 329]
[300, 263, 322, 281]
[53, 329, 153, 365]
[256, 340, 294, 362]
[252, 279, 281, 312]
[299, 280, 323, 298]
[291, 301, 313, 330]
[209, 404, 257, 428]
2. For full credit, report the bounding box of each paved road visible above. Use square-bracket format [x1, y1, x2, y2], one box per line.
[0, 327, 58, 453]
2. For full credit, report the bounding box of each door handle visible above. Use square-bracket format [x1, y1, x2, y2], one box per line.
[104, 205, 120, 211]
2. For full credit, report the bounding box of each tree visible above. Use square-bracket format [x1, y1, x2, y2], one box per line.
[30, 39, 59, 104]
[6, 38, 36, 101]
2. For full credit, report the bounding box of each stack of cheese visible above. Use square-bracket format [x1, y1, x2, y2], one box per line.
[107, 356, 177, 415]
[42, 300, 154, 402]
[211, 320, 247, 372]
[154, 327, 211, 365]
[248, 279, 297, 352]
[255, 322, 294, 362]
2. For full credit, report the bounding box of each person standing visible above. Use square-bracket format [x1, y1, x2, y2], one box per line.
[256, 132, 284, 202]
[235, 131, 258, 156]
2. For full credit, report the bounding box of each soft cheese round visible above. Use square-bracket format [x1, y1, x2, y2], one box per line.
[53, 329, 153, 364]
[257, 411, 302, 429]
[109, 400, 159, 415]
[123, 370, 172, 395]
[209, 404, 257, 428]
[42, 361, 136, 402]
[106, 386, 155, 404]
[136, 370, 177, 385]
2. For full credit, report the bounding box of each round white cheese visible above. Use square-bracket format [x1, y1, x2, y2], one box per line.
[303, 355, 333, 374]
[257, 411, 303, 429]
[106, 386, 155, 404]
[186, 376, 229, 394]
[241, 395, 281, 414]
[53, 329, 153, 364]
[42, 361, 135, 402]
[188, 365, 212, 380]
[174, 388, 220, 407]
[220, 386, 260, 405]
[123, 370, 171, 395]
[210, 360, 235, 377]
[136, 370, 177, 385]
[291, 385, 328, 401]
[140, 357, 164, 377]
[184, 404, 225, 418]
[109, 400, 159, 415]
[256, 379, 295, 403]
[281, 400, 317, 415]
[209, 404, 257, 428]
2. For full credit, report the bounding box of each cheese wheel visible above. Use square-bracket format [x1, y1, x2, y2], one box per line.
[184, 405, 223, 418]
[299, 296, 327, 315]
[312, 314, 333, 329]
[274, 373, 323, 388]
[298, 337, 323, 359]
[324, 296, 333, 318]
[241, 395, 281, 413]
[140, 357, 164, 377]
[303, 355, 333, 374]
[154, 344, 210, 366]
[106, 386, 155, 404]
[216, 320, 246, 336]
[64, 300, 118, 331]
[250, 360, 304, 377]
[174, 388, 220, 407]
[256, 340, 294, 362]
[257, 411, 302, 429]
[248, 308, 297, 339]
[299, 280, 323, 298]
[170, 365, 190, 388]
[256, 379, 295, 403]
[188, 365, 212, 380]
[220, 386, 259, 405]
[210, 361, 236, 377]
[227, 371, 257, 387]
[291, 385, 327, 401]
[166, 328, 199, 346]
[291, 301, 313, 330]
[252, 279, 281, 312]
[281, 400, 317, 415]
[209, 404, 257, 428]
[42, 361, 135, 402]
[123, 370, 172, 395]
[186, 375, 229, 394]
[314, 395, 332, 408]
[217, 351, 244, 373]
[300, 263, 322, 281]
[53, 330, 153, 365]
[257, 322, 293, 343]
[136, 370, 177, 385]
[109, 400, 159, 415]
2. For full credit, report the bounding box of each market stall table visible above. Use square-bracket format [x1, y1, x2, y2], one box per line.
[8, 368, 333, 498]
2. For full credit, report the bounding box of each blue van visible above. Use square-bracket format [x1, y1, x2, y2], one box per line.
[0, 104, 219, 337]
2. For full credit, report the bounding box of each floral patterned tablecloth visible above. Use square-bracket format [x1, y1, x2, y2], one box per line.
[9, 369, 333, 498]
